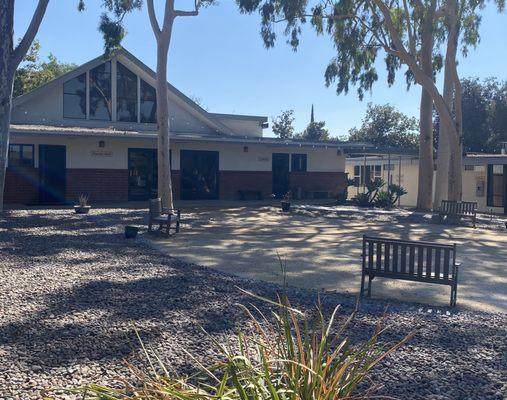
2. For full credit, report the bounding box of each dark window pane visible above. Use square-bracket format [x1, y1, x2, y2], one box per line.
[21, 145, 33, 167]
[63, 73, 86, 95]
[117, 62, 138, 122]
[8, 145, 20, 166]
[140, 79, 157, 123]
[63, 73, 86, 119]
[64, 94, 87, 119]
[8, 144, 33, 167]
[291, 154, 307, 172]
[89, 62, 112, 120]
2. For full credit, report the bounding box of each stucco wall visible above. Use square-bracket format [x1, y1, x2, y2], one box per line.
[214, 118, 263, 137]
[346, 158, 505, 213]
[345, 158, 420, 207]
[10, 134, 345, 173]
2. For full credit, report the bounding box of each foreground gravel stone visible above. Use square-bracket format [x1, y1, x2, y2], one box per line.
[0, 209, 506, 400]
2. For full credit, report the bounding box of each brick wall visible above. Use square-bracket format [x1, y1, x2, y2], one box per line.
[290, 171, 347, 199]
[4, 167, 39, 205]
[66, 169, 128, 203]
[219, 171, 273, 200]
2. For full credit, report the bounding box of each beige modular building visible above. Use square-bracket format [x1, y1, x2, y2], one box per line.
[346, 151, 507, 215]
[5, 49, 368, 206]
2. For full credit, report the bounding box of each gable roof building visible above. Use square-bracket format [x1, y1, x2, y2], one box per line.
[5, 49, 358, 205]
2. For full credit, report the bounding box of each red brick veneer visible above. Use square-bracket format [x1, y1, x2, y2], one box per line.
[66, 169, 128, 203]
[4, 167, 39, 204]
[219, 171, 273, 200]
[290, 171, 347, 198]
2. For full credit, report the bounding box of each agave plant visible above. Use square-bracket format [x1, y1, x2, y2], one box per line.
[74, 290, 413, 400]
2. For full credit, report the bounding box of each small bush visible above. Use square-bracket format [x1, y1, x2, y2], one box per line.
[75, 292, 413, 400]
[352, 179, 407, 209]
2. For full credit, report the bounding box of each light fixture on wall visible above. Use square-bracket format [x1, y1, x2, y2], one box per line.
[243, 146, 249, 153]
[99, 140, 105, 148]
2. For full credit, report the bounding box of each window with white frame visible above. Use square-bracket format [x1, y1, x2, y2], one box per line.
[62, 61, 158, 124]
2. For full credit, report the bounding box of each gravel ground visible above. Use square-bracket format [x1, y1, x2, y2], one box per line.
[0, 209, 506, 400]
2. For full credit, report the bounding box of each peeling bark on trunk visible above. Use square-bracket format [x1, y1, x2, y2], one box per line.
[434, 48, 454, 208]
[0, 0, 49, 211]
[147, 0, 198, 211]
[438, 0, 462, 203]
[448, 67, 463, 201]
[0, 2, 15, 211]
[156, 35, 174, 210]
[416, 2, 437, 211]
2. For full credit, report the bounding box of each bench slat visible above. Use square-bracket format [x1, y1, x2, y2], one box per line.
[435, 248, 441, 280]
[443, 248, 450, 281]
[400, 245, 407, 274]
[385, 243, 391, 273]
[417, 246, 424, 278]
[392, 244, 398, 274]
[409, 246, 415, 276]
[426, 246, 433, 279]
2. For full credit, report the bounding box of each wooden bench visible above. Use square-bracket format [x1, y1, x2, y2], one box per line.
[148, 198, 181, 236]
[360, 235, 459, 307]
[438, 200, 477, 228]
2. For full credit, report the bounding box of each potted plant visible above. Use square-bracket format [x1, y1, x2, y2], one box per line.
[281, 191, 292, 212]
[74, 194, 91, 214]
[124, 225, 139, 239]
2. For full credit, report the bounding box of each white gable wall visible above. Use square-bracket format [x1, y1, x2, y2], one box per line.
[11, 52, 229, 135]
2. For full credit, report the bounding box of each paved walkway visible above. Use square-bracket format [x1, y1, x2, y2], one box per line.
[150, 206, 507, 313]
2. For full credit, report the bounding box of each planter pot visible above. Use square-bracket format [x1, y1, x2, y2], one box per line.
[125, 225, 139, 239]
[281, 201, 291, 212]
[74, 205, 91, 214]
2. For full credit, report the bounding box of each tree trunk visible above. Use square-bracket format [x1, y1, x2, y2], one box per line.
[0, 0, 48, 211]
[156, 33, 174, 210]
[434, 41, 454, 208]
[416, 2, 437, 211]
[448, 67, 463, 201]
[443, 0, 462, 202]
[0, 2, 15, 212]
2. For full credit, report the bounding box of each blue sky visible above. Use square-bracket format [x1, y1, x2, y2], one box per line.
[14, 1, 507, 137]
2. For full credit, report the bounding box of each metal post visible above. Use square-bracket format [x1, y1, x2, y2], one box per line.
[363, 150, 367, 194]
[398, 156, 402, 206]
[387, 152, 391, 186]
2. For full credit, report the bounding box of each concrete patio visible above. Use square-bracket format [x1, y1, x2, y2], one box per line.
[149, 206, 507, 313]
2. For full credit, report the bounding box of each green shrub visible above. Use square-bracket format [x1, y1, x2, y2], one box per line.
[353, 179, 407, 209]
[75, 292, 413, 400]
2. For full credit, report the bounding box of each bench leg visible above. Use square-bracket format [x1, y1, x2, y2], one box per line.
[148, 220, 153, 233]
[450, 283, 458, 307]
[175, 219, 180, 233]
[360, 272, 366, 298]
[367, 275, 373, 298]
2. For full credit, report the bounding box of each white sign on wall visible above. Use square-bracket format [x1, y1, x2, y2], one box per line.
[90, 150, 113, 157]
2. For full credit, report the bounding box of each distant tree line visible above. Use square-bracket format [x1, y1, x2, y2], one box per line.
[434, 77, 507, 153]
[14, 41, 77, 98]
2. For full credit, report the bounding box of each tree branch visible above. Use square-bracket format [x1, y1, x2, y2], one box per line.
[174, 9, 198, 17]
[174, 0, 201, 17]
[147, 0, 161, 38]
[11, 0, 49, 68]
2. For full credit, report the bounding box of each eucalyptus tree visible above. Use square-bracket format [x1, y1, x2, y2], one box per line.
[237, 0, 500, 209]
[93, 0, 214, 210]
[0, 0, 49, 211]
[238, 0, 445, 209]
[433, 0, 504, 207]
